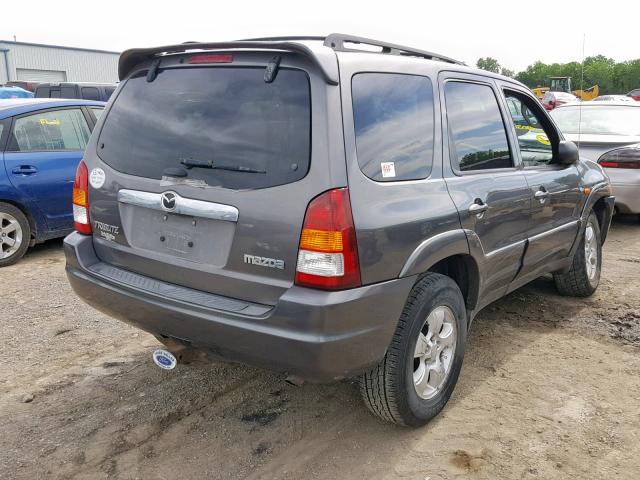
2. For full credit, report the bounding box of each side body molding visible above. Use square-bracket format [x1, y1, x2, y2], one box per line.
[399, 229, 470, 278]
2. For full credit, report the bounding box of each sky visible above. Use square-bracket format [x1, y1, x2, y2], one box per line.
[3, 0, 639, 73]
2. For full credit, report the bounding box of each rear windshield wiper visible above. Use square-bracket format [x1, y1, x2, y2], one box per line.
[180, 158, 266, 174]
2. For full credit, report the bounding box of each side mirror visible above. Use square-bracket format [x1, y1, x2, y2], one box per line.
[558, 140, 579, 165]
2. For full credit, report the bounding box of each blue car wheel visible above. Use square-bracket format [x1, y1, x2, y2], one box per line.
[0, 203, 30, 267]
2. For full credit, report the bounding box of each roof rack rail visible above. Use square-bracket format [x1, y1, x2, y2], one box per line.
[117, 35, 464, 84]
[323, 33, 464, 65]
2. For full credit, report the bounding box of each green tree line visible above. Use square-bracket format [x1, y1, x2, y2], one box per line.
[476, 56, 640, 94]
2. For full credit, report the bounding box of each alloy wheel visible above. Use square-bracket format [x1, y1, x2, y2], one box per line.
[413, 305, 457, 400]
[0, 212, 23, 260]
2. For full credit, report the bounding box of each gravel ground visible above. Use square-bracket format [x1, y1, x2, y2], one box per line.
[1, 216, 639, 480]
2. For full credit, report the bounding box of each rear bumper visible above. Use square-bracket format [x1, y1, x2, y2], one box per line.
[64, 232, 415, 382]
[611, 183, 640, 214]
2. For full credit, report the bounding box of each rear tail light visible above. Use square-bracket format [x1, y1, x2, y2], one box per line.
[295, 188, 361, 290]
[187, 54, 233, 64]
[598, 146, 640, 169]
[72, 161, 92, 234]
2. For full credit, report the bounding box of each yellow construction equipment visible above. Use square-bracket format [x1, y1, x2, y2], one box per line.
[531, 77, 599, 101]
[532, 87, 549, 100]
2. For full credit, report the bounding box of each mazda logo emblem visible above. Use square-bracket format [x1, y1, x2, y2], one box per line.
[161, 192, 177, 211]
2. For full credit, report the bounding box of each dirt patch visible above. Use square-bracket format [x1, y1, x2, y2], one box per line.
[1, 216, 639, 479]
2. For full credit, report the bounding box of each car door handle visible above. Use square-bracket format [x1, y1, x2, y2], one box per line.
[534, 188, 549, 202]
[468, 200, 488, 216]
[12, 165, 38, 175]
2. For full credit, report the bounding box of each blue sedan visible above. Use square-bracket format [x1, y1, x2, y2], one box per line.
[0, 98, 105, 265]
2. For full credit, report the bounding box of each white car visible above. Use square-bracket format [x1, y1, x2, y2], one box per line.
[551, 102, 640, 214]
[542, 91, 579, 110]
[592, 95, 635, 102]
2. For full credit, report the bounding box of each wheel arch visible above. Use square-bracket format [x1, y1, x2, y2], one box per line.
[425, 254, 481, 312]
[0, 198, 38, 242]
[591, 196, 612, 244]
[399, 229, 481, 312]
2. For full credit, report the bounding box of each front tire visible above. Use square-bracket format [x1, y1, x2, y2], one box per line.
[554, 211, 602, 297]
[360, 273, 467, 427]
[0, 203, 30, 267]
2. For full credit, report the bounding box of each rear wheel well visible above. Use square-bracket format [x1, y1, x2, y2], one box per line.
[0, 199, 37, 243]
[425, 255, 480, 311]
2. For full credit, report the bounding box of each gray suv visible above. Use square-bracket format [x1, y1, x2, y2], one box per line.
[65, 34, 615, 426]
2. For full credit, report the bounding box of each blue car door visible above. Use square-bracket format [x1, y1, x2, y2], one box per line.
[4, 107, 91, 232]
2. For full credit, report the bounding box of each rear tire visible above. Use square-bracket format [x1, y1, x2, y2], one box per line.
[0, 203, 30, 267]
[359, 273, 467, 426]
[554, 212, 601, 297]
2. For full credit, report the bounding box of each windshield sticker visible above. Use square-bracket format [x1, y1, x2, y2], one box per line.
[89, 168, 106, 189]
[381, 162, 396, 178]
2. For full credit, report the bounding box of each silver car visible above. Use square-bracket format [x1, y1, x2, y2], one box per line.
[592, 95, 635, 102]
[551, 101, 640, 214]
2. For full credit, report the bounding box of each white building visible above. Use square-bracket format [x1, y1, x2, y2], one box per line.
[0, 40, 119, 84]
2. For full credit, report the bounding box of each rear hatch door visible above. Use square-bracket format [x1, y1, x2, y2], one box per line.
[86, 52, 339, 305]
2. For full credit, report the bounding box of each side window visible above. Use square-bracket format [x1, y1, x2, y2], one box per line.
[81, 87, 100, 101]
[90, 107, 104, 121]
[9, 109, 90, 152]
[60, 86, 76, 98]
[504, 91, 554, 167]
[34, 86, 50, 98]
[104, 87, 116, 100]
[352, 73, 434, 182]
[445, 82, 512, 172]
[50, 89, 61, 98]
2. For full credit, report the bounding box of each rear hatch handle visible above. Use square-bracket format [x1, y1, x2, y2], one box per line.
[117, 189, 239, 222]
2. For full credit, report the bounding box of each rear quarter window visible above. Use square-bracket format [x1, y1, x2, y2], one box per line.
[351, 73, 435, 181]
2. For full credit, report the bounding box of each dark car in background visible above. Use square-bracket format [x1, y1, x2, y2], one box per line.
[628, 89, 640, 101]
[34, 82, 117, 102]
[0, 98, 105, 266]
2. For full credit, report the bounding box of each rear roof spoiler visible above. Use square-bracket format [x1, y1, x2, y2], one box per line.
[118, 40, 340, 84]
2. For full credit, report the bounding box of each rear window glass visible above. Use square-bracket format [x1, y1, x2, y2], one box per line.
[98, 67, 311, 190]
[352, 73, 434, 181]
[550, 106, 640, 135]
